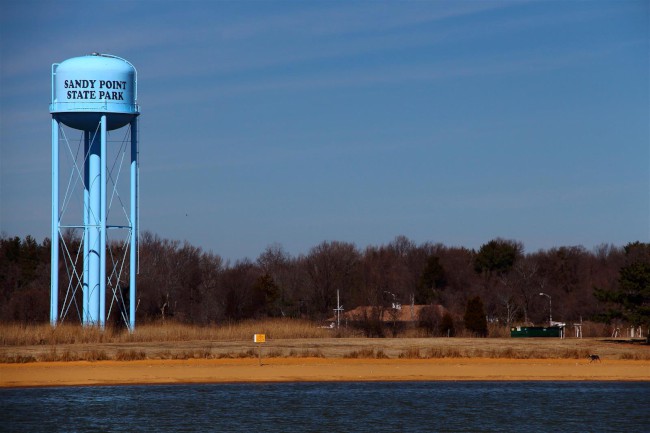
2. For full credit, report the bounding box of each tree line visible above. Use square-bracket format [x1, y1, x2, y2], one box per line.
[1, 233, 648, 336]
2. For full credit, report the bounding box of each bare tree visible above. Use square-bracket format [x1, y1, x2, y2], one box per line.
[302, 241, 361, 319]
[512, 258, 542, 325]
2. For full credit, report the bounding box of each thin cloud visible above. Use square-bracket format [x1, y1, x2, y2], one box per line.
[140, 37, 641, 108]
[131, 2, 639, 88]
[218, 1, 517, 39]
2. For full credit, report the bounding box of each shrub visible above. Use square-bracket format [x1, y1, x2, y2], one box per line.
[418, 306, 441, 336]
[439, 312, 455, 337]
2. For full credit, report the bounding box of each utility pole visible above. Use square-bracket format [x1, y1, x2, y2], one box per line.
[333, 290, 344, 328]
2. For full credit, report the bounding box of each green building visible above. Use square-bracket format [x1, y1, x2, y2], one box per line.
[510, 326, 563, 338]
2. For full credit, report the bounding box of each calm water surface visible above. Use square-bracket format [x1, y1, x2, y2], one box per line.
[2, 382, 648, 432]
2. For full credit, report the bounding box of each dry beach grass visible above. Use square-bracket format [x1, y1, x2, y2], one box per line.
[1, 320, 648, 363]
[0, 319, 334, 346]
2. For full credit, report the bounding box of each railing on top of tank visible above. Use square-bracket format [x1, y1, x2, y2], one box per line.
[50, 101, 139, 113]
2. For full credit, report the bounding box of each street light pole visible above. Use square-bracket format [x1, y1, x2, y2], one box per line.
[539, 292, 552, 326]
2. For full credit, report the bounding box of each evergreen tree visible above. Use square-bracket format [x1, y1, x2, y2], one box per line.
[251, 273, 280, 317]
[595, 242, 650, 332]
[474, 238, 522, 277]
[416, 255, 447, 304]
[464, 296, 488, 337]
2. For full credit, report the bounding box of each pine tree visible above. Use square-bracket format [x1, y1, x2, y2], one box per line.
[416, 255, 447, 304]
[464, 296, 488, 337]
[595, 242, 650, 333]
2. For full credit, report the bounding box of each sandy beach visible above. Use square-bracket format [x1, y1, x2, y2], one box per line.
[2, 357, 649, 388]
[2, 336, 649, 388]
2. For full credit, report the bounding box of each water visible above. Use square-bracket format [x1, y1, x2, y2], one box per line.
[1, 382, 648, 432]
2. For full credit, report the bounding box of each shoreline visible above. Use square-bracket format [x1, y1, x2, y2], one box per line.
[2, 358, 649, 388]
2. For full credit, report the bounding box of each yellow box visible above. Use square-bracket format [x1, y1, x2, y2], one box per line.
[253, 334, 266, 343]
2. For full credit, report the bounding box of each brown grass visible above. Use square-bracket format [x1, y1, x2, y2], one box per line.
[344, 347, 389, 359]
[1, 320, 648, 364]
[619, 352, 650, 361]
[0, 319, 336, 346]
[287, 349, 325, 358]
[398, 347, 422, 359]
[425, 347, 463, 358]
[0, 320, 630, 346]
[115, 350, 146, 361]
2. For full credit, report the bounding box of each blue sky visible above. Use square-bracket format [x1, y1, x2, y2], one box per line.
[1, 0, 648, 261]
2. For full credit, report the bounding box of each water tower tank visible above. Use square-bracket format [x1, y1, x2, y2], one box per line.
[50, 53, 139, 131]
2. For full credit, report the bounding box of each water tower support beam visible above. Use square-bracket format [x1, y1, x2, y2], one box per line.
[88, 126, 101, 324]
[99, 115, 107, 328]
[83, 131, 90, 324]
[129, 118, 138, 330]
[50, 119, 59, 326]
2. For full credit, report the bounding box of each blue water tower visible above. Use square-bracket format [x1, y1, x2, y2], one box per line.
[50, 53, 140, 329]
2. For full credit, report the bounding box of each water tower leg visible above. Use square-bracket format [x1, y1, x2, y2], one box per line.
[83, 131, 90, 325]
[129, 118, 138, 331]
[88, 125, 101, 324]
[99, 115, 107, 328]
[50, 118, 59, 326]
